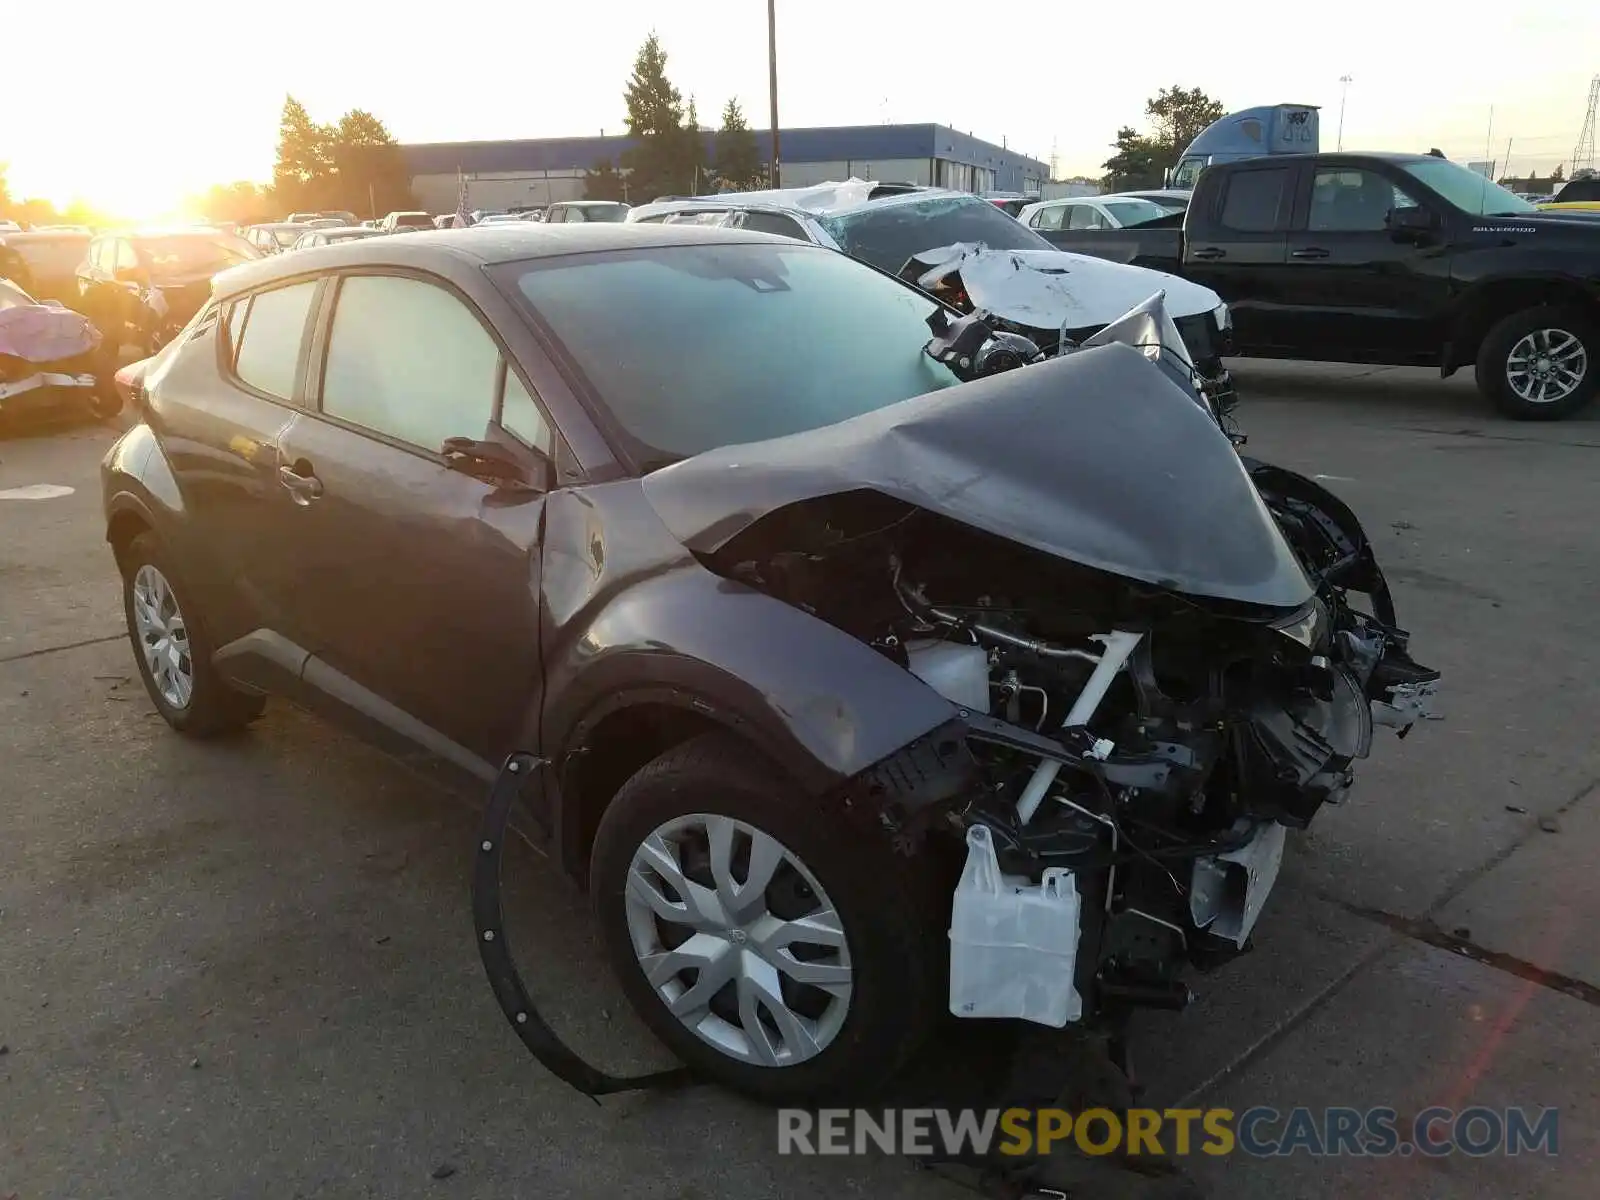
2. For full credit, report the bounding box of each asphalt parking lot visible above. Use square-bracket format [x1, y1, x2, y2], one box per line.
[2, 362, 1598, 1199]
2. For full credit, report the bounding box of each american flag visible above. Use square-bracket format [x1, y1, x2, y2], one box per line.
[453, 170, 470, 228]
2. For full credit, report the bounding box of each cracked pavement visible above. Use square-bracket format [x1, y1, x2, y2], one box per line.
[1, 362, 1597, 1198]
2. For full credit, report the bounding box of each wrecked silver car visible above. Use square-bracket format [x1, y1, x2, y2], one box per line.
[101, 225, 1437, 1106]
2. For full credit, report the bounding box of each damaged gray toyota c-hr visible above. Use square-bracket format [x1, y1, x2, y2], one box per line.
[100, 223, 1439, 1106]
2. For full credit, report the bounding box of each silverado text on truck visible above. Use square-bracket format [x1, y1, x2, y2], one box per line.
[1042, 152, 1600, 420]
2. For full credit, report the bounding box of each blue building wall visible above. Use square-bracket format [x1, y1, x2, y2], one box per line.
[403, 124, 1047, 193]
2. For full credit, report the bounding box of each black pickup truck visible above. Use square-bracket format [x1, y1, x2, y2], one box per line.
[1041, 152, 1600, 419]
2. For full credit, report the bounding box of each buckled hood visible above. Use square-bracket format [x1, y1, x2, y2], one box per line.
[641, 343, 1313, 609]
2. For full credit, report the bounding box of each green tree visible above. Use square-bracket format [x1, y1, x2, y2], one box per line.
[0, 162, 12, 217]
[584, 159, 625, 201]
[1101, 126, 1164, 190]
[330, 109, 414, 216]
[273, 95, 334, 213]
[197, 181, 276, 225]
[714, 98, 762, 191]
[1145, 87, 1225, 162]
[682, 96, 708, 194]
[1551, 163, 1566, 182]
[621, 32, 691, 200]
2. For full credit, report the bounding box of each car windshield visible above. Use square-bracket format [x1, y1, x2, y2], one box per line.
[505, 241, 959, 466]
[819, 194, 1050, 273]
[1397, 159, 1536, 216]
[139, 235, 256, 276]
[271, 228, 305, 247]
[580, 205, 629, 223]
[1103, 199, 1170, 227]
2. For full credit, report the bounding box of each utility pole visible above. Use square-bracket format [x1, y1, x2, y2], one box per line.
[767, 0, 781, 187]
[1337, 75, 1353, 151]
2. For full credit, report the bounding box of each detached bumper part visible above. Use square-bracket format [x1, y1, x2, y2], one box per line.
[473, 752, 692, 1099]
[0, 371, 97, 403]
[948, 824, 1083, 1027]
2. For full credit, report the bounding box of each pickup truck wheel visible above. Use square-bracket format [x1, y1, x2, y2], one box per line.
[120, 532, 265, 736]
[589, 732, 941, 1103]
[1476, 306, 1598, 420]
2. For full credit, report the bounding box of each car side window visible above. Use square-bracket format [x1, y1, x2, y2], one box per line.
[1032, 205, 1065, 231]
[1309, 169, 1420, 232]
[223, 297, 247, 365]
[1066, 204, 1105, 230]
[564, 207, 587, 223]
[739, 211, 808, 240]
[231, 280, 319, 401]
[499, 366, 555, 455]
[114, 240, 138, 274]
[320, 274, 499, 452]
[1217, 167, 1290, 233]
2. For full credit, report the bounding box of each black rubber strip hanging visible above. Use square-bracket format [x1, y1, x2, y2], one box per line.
[472, 752, 694, 1101]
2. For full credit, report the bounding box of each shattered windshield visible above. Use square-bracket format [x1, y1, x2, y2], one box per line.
[1397, 159, 1536, 217]
[505, 241, 959, 466]
[819, 195, 1051, 274]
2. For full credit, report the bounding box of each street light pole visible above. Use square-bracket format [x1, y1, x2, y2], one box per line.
[767, 0, 781, 187]
[1337, 75, 1353, 152]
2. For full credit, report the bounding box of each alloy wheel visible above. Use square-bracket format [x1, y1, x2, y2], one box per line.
[130, 564, 194, 709]
[1506, 328, 1588, 405]
[622, 813, 854, 1068]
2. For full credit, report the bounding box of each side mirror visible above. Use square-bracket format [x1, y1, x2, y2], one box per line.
[1387, 206, 1438, 240]
[440, 435, 551, 493]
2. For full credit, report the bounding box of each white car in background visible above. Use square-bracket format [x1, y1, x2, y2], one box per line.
[1017, 194, 1179, 233]
[628, 181, 1230, 384]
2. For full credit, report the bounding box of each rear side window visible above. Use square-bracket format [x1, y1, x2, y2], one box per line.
[740, 211, 808, 240]
[1217, 168, 1290, 233]
[232, 280, 319, 400]
[320, 274, 499, 451]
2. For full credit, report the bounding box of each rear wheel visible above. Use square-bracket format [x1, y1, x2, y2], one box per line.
[1475, 306, 1598, 420]
[589, 732, 942, 1103]
[120, 531, 264, 736]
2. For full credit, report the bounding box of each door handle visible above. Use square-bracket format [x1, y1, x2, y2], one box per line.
[1190, 247, 1226, 260]
[1291, 247, 1331, 259]
[278, 464, 324, 505]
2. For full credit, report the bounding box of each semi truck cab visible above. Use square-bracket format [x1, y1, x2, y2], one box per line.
[1169, 105, 1321, 190]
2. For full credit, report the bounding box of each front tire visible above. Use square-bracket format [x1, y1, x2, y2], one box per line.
[1475, 306, 1598, 420]
[120, 531, 264, 736]
[589, 732, 942, 1103]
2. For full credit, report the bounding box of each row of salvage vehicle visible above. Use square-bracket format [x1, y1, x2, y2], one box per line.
[97, 185, 1441, 1103]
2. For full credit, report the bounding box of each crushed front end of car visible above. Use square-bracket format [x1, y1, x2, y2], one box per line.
[641, 338, 1438, 1069]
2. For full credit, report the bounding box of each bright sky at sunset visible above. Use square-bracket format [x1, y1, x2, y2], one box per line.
[6, 1, 1598, 219]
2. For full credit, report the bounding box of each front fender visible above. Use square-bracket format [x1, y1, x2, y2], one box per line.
[538, 486, 958, 798]
[1243, 457, 1397, 627]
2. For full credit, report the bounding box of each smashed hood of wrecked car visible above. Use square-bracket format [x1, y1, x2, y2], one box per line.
[641, 343, 1314, 609]
[913, 243, 1221, 330]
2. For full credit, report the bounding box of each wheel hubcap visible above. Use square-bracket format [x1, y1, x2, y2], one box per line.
[623, 814, 853, 1068]
[1506, 328, 1588, 404]
[131, 564, 194, 709]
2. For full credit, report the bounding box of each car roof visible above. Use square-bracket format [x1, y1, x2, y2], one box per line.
[212, 223, 790, 297]
[249, 222, 311, 230]
[630, 180, 947, 222]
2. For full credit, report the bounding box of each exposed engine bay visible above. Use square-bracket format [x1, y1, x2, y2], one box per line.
[688, 295, 1441, 1044]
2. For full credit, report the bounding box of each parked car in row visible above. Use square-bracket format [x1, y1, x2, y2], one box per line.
[1538, 176, 1600, 214]
[291, 227, 388, 250]
[0, 229, 92, 306]
[381, 211, 436, 233]
[245, 223, 313, 255]
[1041, 151, 1600, 419]
[77, 227, 259, 361]
[1018, 194, 1178, 233]
[99, 223, 1435, 1103]
[0, 275, 116, 421]
[542, 200, 630, 223]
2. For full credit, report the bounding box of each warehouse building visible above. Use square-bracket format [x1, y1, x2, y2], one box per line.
[402, 124, 1049, 212]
